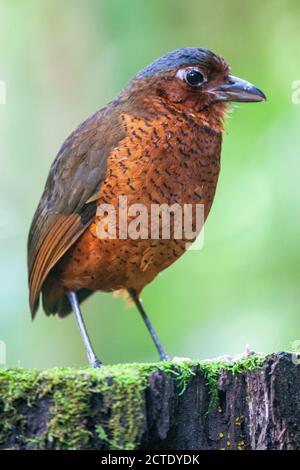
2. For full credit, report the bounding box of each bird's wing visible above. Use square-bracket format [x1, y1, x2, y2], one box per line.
[27, 106, 125, 317]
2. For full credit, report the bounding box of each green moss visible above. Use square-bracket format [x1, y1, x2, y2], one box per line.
[0, 355, 266, 450]
[0, 368, 40, 446]
[38, 368, 97, 449]
[0, 364, 150, 450]
[199, 354, 266, 410]
[141, 360, 198, 395]
[94, 364, 148, 450]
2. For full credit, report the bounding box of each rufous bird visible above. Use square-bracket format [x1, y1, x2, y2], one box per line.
[28, 48, 266, 367]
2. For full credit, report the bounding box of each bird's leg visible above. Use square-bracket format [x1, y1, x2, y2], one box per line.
[67, 291, 102, 368]
[128, 288, 169, 361]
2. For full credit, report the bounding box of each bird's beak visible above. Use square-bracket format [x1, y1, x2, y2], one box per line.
[210, 75, 266, 103]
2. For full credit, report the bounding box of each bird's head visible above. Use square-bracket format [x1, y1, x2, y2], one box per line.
[130, 48, 266, 129]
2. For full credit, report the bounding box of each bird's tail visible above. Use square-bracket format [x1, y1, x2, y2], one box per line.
[42, 274, 93, 317]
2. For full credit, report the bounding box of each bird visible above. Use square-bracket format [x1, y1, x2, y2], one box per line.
[27, 47, 266, 367]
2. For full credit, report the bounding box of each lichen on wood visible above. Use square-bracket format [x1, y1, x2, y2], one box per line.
[0, 353, 298, 450]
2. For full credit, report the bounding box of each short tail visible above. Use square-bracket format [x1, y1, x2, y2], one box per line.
[42, 274, 94, 318]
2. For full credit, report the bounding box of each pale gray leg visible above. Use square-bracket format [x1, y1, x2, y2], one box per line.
[128, 288, 169, 361]
[67, 291, 101, 368]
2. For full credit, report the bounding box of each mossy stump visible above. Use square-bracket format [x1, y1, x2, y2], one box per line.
[0, 353, 299, 450]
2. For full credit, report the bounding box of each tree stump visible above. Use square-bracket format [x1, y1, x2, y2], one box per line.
[0, 352, 299, 450]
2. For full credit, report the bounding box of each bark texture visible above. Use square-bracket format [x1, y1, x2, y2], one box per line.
[143, 352, 300, 450]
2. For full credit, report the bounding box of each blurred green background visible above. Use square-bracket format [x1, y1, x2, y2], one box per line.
[0, 0, 299, 369]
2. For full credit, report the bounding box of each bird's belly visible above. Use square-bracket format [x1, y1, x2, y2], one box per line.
[56, 116, 221, 293]
[57, 222, 187, 293]
[56, 185, 215, 294]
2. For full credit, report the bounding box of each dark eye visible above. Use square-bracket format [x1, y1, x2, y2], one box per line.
[185, 69, 205, 87]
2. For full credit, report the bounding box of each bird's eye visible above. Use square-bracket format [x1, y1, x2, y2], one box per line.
[185, 69, 205, 87]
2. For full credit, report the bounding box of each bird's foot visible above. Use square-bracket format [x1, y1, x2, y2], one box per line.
[88, 353, 102, 368]
[159, 352, 170, 361]
[203, 344, 261, 364]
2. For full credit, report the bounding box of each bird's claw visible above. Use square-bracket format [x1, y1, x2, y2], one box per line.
[88, 355, 102, 368]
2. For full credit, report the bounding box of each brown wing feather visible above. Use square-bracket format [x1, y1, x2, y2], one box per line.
[29, 214, 79, 315]
[28, 104, 125, 317]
